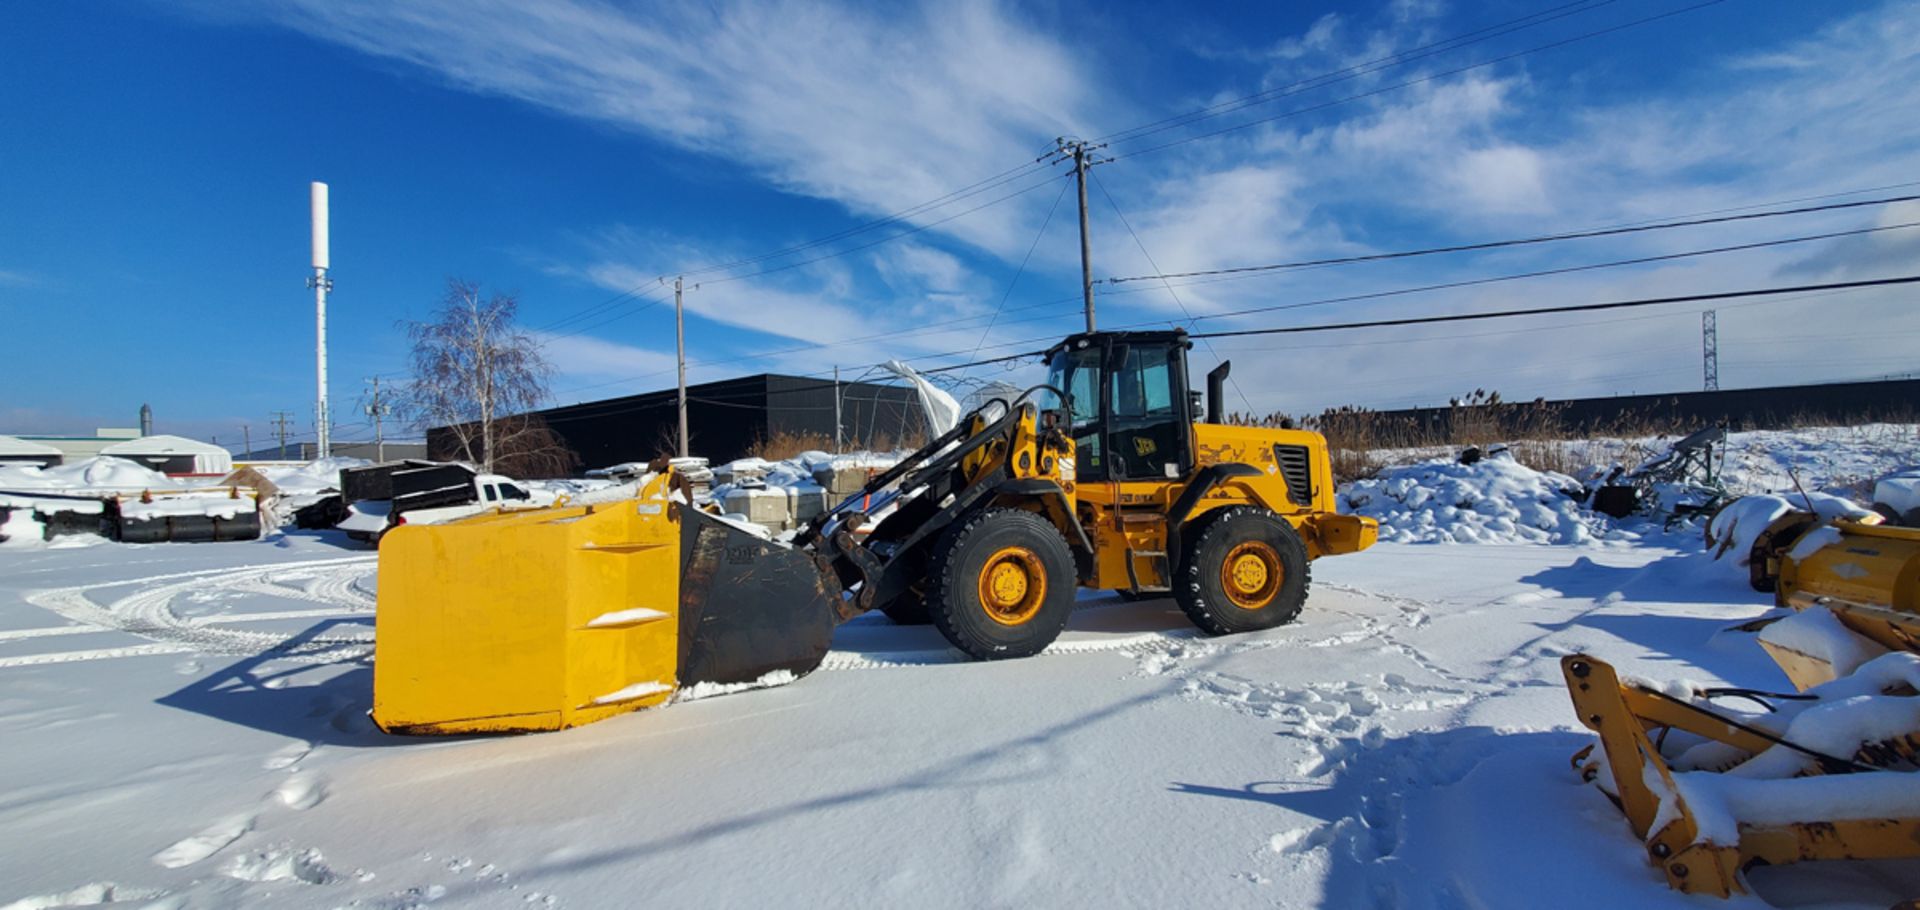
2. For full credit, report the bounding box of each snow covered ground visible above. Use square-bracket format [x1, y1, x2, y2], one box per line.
[3, 528, 1915, 909]
[2, 427, 1916, 908]
[1374, 423, 1920, 502]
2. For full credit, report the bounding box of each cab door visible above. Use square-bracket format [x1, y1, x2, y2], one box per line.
[1104, 342, 1193, 482]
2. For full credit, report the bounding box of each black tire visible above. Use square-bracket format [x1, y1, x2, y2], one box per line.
[1176, 506, 1309, 636]
[927, 508, 1077, 660]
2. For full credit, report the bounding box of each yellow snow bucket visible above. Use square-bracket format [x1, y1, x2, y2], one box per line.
[371, 494, 684, 734]
[371, 472, 841, 735]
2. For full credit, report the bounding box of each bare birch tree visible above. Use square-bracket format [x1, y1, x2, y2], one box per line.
[402, 279, 577, 476]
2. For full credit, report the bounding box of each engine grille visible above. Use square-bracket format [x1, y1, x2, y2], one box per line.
[1273, 444, 1314, 507]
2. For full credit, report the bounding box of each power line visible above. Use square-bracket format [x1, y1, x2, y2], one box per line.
[548, 179, 1920, 394]
[892, 222, 1920, 367]
[1104, 193, 1920, 285]
[700, 172, 1071, 286]
[972, 176, 1074, 355]
[1585, 180, 1920, 232]
[535, 285, 673, 339]
[1201, 286, 1886, 354]
[522, 0, 1716, 345]
[556, 218, 1920, 397]
[1186, 275, 1920, 341]
[525, 3, 1659, 333]
[677, 157, 1056, 281]
[544, 275, 1918, 420]
[1164, 220, 1920, 321]
[534, 170, 1065, 338]
[1089, 169, 1256, 412]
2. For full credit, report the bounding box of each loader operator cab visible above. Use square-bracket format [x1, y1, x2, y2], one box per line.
[1044, 330, 1201, 483]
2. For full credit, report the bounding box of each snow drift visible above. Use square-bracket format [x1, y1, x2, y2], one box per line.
[1341, 451, 1609, 545]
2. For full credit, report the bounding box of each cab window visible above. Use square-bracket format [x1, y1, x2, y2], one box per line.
[1046, 347, 1106, 477]
[1107, 345, 1185, 480]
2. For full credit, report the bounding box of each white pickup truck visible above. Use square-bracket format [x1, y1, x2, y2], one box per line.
[338, 471, 553, 544]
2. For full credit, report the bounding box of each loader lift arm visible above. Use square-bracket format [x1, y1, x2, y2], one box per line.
[800, 384, 1093, 618]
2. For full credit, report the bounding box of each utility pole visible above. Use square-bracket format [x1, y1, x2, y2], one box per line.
[242, 424, 252, 459]
[1047, 138, 1107, 332]
[271, 410, 293, 460]
[833, 364, 842, 452]
[674, 276, 689, 459]
[1702, 309, 1720, 392]
[364, 377, 393, 462]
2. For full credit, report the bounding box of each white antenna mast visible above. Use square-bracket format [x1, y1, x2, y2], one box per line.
[309, 181, 333, 460]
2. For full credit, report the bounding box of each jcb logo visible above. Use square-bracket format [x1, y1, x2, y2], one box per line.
[726, 546, 759, 565]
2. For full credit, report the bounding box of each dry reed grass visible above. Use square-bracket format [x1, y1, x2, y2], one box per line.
[1230, 389, 1732, 483]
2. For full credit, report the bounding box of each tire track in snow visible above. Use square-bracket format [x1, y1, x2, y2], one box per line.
[0, 625, 99, 643]
[13, 557, 378, 667]
[0, 643, 195, 669]
[819, 626, 1202, 670]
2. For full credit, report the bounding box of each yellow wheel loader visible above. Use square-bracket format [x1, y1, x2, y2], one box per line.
[1563, 511, 1920, 898]
[371, 329, 1377, 734]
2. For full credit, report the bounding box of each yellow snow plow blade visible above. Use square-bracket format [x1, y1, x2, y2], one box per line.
[1562, 653, 1920, 898]
[1561, 516, 1920, 897]
[371, 475, 839, 735]
[1766, 519, 1920, 687]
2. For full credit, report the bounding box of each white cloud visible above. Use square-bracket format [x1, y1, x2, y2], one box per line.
[1446, 145, 1549, 216]
[209, 0, 1098, 260]
[531, 330, 678, 381]
[207, 0, 1920, 415]
[872, 243, 974, 296]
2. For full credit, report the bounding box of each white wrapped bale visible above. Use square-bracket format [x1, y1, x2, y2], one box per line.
[720, 487, 790, 532]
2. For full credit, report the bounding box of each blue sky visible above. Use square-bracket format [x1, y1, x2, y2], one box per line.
[2, 0, 1916, 448]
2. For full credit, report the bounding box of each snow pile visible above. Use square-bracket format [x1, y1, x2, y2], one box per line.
[1702, 492, 1878, 577]
[1702, 494, 1797, 568]
[0, 507, 44, 544]
[1342, 451, 1608, 544]
[0, 456, 170, 492]
[120, 495, 258, 521]
[1758, 606, 1889, 679]
[254, 456, 369, 496]
[710, 451, 904, 503]
[1875, 466, 1920, 521]
[672, 668, 799, 703]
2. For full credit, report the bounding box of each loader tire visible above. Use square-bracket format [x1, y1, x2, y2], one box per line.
[928, 508, 1076, 660]
[1177, 506, 1308, 636]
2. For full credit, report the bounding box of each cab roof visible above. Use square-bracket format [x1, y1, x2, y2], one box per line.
[1042, 329, 1192, 359]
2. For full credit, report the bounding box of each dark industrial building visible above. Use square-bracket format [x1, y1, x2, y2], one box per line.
[430, 373, 925, 473]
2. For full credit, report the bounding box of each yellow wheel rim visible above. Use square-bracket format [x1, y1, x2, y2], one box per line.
[1220, 541, 1282, 609]
[977, 546, 1047, 626]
